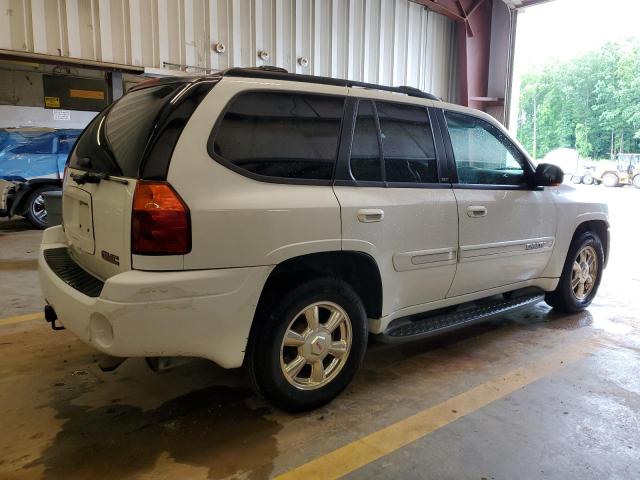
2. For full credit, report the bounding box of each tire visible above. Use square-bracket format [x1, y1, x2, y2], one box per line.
[247, 277, 368, 412]
[545, 230, 604, 313]
[633, 175, 640, 189]
[571, 175, 582, 185]
[601, 172, 619, 187]
[582, 174, 594, 185]
[24, 186, 60, 229]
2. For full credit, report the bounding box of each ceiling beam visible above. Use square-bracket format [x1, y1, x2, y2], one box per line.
[410, 0, 466, 22]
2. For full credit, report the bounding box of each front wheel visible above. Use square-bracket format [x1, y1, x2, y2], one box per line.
[248, 278, 368, 412]
[571, 175, 582, 184]
[601, 172, 619, 187]
[24, 186, 60, 229]
[545, 231, 604, 313]
[633, 175, 640, 189]
[582, 174, 594, 185]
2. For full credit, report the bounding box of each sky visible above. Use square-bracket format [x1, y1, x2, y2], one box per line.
[509, 0, 640, 133]
[515, 0, 640, 72]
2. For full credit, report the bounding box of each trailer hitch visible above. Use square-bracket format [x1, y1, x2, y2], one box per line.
[44, 305, 65, 331]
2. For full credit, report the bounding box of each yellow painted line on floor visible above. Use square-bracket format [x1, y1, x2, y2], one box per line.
[275, 338, 597, 480]
[0, 312, 43, 326]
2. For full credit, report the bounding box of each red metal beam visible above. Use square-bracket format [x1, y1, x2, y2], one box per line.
[411, 0, 466, 21]
[411, 0, 494, 110]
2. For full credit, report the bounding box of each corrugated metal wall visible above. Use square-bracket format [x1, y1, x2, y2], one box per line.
[0, 0, 456, 99]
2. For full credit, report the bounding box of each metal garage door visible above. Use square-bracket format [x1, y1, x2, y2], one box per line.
[0, 0, 456, 100]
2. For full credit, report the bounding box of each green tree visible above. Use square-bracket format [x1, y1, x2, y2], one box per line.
[517, 39, 640, 160]
[575, 123, 592, 158]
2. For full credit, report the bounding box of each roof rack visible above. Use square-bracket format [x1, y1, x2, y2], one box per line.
[223, 66, 441, 101]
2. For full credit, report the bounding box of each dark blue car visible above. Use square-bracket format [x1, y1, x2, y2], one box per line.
[0, 128, 81, 228]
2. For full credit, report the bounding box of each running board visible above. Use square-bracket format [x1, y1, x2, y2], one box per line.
[381, 291, 545, 343]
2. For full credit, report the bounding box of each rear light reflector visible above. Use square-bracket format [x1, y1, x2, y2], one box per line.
[132, 181, 191, 255]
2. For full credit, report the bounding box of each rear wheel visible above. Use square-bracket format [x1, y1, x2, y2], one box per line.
[24, 186, 60, 229]
[601, 172, 619, 187]
[248, 277, 368, 412]
[545, 230, 604, 313]
[633, 175, 640, 189]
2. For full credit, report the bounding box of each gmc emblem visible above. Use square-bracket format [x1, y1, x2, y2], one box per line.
[101, 250, 120, 266]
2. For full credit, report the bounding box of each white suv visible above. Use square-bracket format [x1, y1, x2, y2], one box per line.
[39, 67, 609, 411]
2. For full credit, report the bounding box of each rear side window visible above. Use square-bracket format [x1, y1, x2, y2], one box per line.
[212, 92, 345, 181]
[351, 100, 382, 182]
[70, 84, 185, 177]
[348, 100, 438, 184]
[377, 102, 437, 184]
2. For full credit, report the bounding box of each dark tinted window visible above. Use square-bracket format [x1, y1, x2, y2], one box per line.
[350, 100, 382, 182]
[213, 92, 344, 181]
[70, 84, 182, 177]
[376, 102, 437, 183]
[445, 111, 527, 186]
[12, 137, 53, 154]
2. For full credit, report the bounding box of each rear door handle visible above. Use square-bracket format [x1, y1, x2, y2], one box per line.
[467, 206, 487, 218]
[357, 209, 384, 223]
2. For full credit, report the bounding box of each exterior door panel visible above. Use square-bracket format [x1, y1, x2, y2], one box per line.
[448, 188, 556, 296]
[336, 186, 458, 316]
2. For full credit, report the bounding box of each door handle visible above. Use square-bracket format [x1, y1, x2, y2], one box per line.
[357, 209, 384, 223]
[467, 206, 487, 218]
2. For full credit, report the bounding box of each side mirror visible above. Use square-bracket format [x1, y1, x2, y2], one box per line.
[534, 163, 564, 187]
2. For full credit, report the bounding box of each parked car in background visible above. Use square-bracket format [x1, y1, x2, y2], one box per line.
[593, 153, 640, 188]
[0, 128, 81, 228]
[542, 148, 580, 182]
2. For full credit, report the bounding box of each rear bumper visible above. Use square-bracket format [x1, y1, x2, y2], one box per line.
[38, 225, 273, 368]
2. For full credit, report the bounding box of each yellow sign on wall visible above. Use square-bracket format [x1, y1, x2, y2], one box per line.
[44, 96, 60, 108]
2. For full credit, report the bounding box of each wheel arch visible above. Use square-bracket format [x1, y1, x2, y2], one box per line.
[10, 179, 62, 216]
[573, 219, 610, 267]
[255, 251, 383, 321]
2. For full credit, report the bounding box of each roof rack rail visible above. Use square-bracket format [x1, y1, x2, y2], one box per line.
[223, 67, 441, 101]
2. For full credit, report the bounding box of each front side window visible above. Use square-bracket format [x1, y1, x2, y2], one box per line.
[213, 92, 344, 181]
[444, 111, 527, 186]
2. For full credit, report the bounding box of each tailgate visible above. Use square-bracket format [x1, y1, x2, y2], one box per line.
[63, 169, 135, 278]
[58, 78, 217, 279]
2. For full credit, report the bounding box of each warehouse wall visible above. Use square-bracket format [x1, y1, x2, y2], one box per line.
[0, 0, 456, 100]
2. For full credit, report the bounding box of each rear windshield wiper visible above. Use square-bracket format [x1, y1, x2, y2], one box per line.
[70, 171, 129, 185]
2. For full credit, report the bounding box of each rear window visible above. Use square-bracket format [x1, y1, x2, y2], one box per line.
[211, 91, 345, 182]
[69, 84, 186, 177]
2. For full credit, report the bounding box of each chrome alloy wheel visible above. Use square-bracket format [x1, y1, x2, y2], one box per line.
[31, 194, 47, 223]
[280, 301, 352, 390]
[571, 245, 598, 300]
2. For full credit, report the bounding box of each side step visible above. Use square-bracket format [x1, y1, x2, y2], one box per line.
[381, 290, 545, 343]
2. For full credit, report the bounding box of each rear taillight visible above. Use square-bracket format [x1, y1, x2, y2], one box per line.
[131, 181, 191, 255]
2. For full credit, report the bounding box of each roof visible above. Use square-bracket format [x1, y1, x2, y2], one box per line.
[132, 66, 440, 101]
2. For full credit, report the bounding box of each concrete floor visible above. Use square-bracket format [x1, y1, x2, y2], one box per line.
[0, 185, 639, 480]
